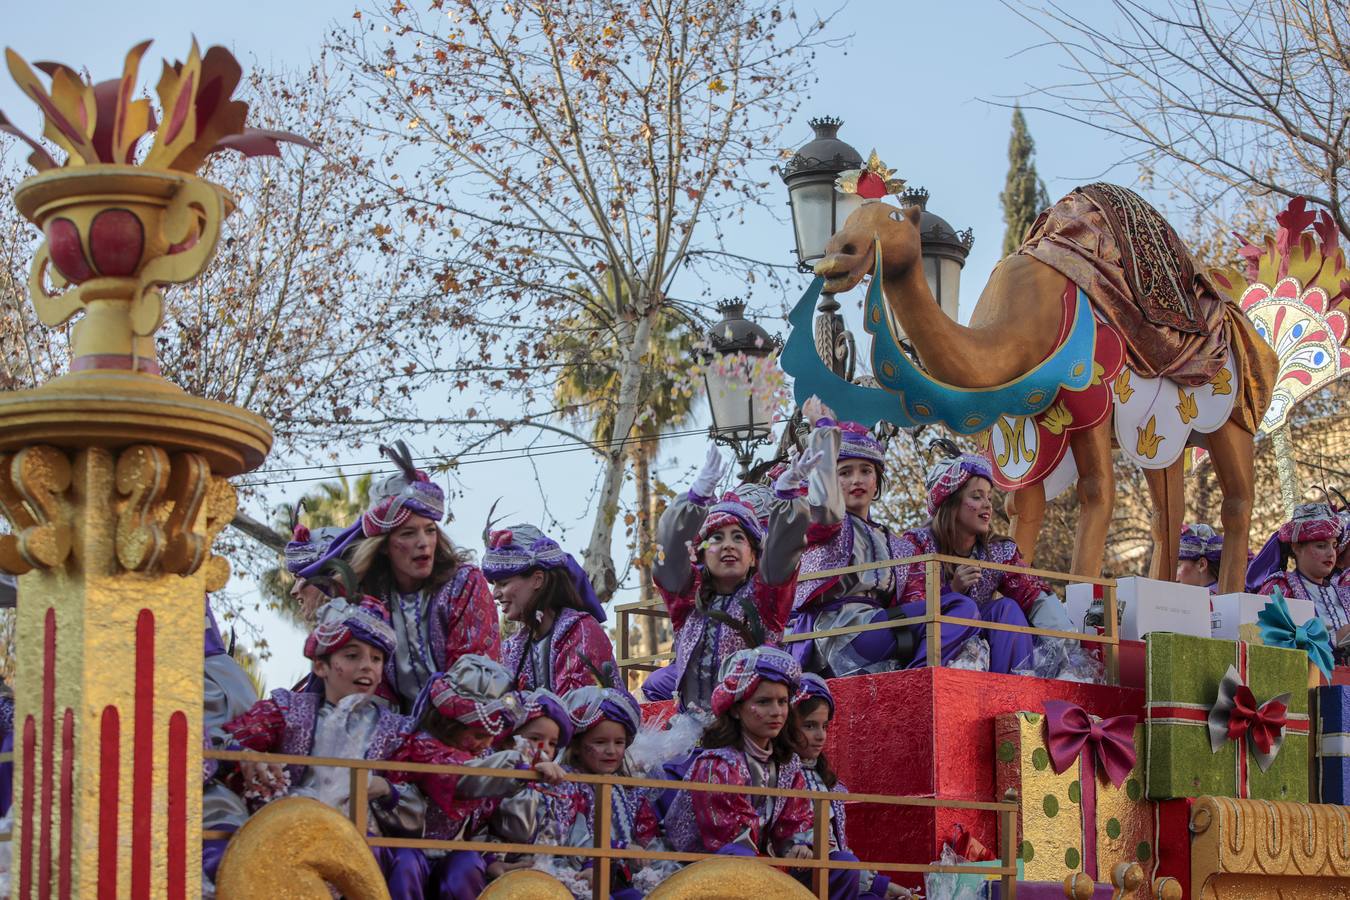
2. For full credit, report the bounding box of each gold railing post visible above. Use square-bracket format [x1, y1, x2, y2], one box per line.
[925, 559, 942, 667]
[1001, 788, 1018, 899]
[812, 797, 830, 899]
[349, 766, 369, 838]
[1103, 582, 1120, 686]
[592, 781, 613, 900]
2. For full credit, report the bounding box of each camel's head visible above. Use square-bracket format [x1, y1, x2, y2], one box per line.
[814, 201, 923, 294]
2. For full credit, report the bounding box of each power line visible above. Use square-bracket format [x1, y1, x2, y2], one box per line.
[238, 424, 716, 489]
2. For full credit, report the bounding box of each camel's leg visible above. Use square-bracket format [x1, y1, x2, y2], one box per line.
[1067, 420, 1115, 577]
[1204, 420, 1257, 594]
[1142, 460, 1185, 583]
[1006, 481, 1046, 564]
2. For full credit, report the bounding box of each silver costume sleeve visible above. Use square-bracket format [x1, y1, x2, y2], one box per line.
[370, 779, 427, 837]
[653, 492, 711, 595]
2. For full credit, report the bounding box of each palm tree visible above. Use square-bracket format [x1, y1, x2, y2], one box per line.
[259, 471, 373, 628]
[552, 288, 698, 658]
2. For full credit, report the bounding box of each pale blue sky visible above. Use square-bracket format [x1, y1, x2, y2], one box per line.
[5, 1, 1145, 688]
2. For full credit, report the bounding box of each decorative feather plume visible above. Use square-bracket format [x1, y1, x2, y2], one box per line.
[579, 652, 619, 689]
[704, 595, 766, 648]
[306, 558, 359, 600]
[482, 498, 505, 548]
[289, 498, 306, 535]
[745, 455, 788, 486]
[379, 440, 420, 482]
[927, 437, 963, 460]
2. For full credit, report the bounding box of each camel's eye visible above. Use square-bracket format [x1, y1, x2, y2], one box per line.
[889, 209, 906, 222]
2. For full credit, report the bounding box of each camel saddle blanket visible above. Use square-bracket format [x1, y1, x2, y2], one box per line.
[1018, 183, 1272, 434]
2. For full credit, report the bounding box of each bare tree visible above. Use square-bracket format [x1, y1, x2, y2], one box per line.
[329, 0, 837, 599]
[1016, 0, 1350, 237]
[0, 59, 439, 644]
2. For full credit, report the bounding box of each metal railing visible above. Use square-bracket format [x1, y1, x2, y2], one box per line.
[618, 553, 1121, 684]
[201, 748, 1022, 900]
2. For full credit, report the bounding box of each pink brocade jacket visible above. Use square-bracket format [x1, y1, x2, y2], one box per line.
[664, 748, 812, 856]
[500, 607, 616, 694]
[894, 527, 1046, 613]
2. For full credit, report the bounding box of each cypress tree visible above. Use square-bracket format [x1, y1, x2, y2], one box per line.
[1000, 105, 1050, 256]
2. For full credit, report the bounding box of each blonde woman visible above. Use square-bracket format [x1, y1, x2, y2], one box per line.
[300, 441, 499, 712]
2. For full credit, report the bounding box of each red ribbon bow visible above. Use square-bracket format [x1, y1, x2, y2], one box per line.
[1225, 684, 1287, 756]
[1044, 700, 1137, 788]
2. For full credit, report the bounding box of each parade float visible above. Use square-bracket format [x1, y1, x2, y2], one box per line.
[0, 40, 1348, 900]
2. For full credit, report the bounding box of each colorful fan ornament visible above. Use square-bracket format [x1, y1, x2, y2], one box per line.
[1211, 198, 1350, 434]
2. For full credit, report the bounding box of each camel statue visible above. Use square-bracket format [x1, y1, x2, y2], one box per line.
[813, 189, 1278, 593]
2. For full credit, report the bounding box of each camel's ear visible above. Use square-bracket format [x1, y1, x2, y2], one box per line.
[903, 204, 922, 227]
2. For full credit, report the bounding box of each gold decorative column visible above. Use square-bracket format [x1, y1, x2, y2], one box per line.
[0, 42, 307, 898]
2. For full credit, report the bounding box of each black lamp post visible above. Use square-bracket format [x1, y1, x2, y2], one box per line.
[899, 185, 974, 328]
[781, 117, 863, 379]
[702, 299, 780, 479]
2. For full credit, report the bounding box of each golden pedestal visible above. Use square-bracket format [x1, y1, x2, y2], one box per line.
[0, 163, 270, 897]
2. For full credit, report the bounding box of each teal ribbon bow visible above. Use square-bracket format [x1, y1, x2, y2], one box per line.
[1258, 589, 1335, 679]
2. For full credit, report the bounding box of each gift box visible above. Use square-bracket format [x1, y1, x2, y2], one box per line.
[1067, 578, 1210, 640]
[995, 706, 1153, 894]
[1317, 684, 1350, 804]
[1210, 592, 1315, 642]
[1144, 633, 1309, 801]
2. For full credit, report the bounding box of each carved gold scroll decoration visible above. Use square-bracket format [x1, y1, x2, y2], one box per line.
[1190, 796, 1350, 898]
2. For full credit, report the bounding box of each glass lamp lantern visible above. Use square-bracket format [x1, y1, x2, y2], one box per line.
[702, 299, 780, 477]
[781, 117, 864, 273]
[900, 185, 974, 325]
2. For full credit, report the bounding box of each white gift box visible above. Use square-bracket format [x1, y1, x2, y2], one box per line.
[1065, 577, 1210, 639]
[1209, 591, 1316, 641]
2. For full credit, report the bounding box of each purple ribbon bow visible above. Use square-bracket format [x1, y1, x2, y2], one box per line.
[1043, 700, 1138, 880]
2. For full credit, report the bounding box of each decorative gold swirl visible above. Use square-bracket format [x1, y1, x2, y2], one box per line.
[214, 797, 389, 899]
[0, 446, 73, 573]
[646, 856, 817, 899]
[477, 869, 575, 899]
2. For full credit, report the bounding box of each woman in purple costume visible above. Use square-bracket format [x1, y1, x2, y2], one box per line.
[643, 440, 822, 710]
[665, 647, 865, 898]
[796, 674, 914, 899]
[1256, 503, 1350, 664]
[787, 397, 986, 677]
[1176, 524, 1223, 593]
[891, 452, 1059, 675]
[301, 441, 500, 714]
[482, 523, 616, 695]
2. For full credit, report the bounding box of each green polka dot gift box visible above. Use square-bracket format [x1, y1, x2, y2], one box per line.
[994, 709, 1154, 891]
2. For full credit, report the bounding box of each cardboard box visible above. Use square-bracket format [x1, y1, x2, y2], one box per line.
[1067, 578, 1209, 640]
[1210, 592, 1316, 642]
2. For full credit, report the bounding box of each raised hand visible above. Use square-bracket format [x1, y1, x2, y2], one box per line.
[802, 395, 835, 425]
[690, 443, 729, 500]
[774, 447, 826, 496]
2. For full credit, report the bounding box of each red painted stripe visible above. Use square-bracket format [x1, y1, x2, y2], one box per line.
[1144, 706, 1208, 722]
[131, 610, 154, 899]
[58, 710, 73, 900]
[165, 712, 187, 900]
[20, 715, 35, 900]
[98, 707, 120, 900]
[39, 607, 56, 900]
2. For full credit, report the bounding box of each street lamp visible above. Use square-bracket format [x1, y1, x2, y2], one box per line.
[782, 116, 865, 273]
[782, 116, 864, 379]
[702, 299, 780, 479]
[899, 185, 974, 325]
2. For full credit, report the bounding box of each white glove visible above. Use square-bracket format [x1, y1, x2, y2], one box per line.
[690, 445, 729, 501]
[774, 447, 825, 497]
